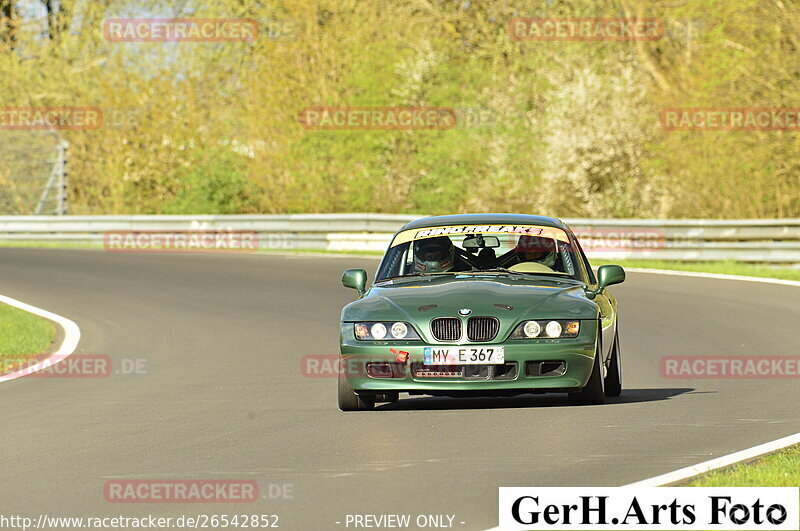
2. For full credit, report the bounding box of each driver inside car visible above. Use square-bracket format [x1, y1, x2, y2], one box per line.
[413, 236, 469, 273]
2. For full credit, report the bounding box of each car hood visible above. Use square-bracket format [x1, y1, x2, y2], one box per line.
[341, 275, 598, 326]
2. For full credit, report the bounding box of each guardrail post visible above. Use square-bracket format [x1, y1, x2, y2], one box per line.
[57, 141, 68, 215]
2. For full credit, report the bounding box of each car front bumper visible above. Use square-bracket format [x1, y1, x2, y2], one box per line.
[339, 322, 597, 393]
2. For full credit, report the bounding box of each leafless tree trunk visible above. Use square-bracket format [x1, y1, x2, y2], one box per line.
[0, 0, 17, 49]
[45, 0, 71, 41]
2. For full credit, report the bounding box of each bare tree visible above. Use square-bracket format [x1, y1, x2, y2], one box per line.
[0, 0, 17, 49]
[45, 0, 71, 40]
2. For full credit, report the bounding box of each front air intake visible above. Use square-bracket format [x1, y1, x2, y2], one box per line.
[466, 316, 499, 342]
[430, 317, 461, 341]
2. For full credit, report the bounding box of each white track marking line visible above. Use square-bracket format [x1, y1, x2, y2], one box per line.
[485, 267, 800, 529]
[0, 294, 81, 383]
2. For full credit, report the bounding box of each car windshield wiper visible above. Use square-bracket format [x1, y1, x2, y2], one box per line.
[465, 268, 570, 277]
[460, 267, 518, 275]
[375, 272, 441, 282]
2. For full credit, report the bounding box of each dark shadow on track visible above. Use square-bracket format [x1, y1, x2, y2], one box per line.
[607, 387, 702, 404]
[375, 388, 695, 411]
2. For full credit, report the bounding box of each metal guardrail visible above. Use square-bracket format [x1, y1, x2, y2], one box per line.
[0, 214, 798, 263]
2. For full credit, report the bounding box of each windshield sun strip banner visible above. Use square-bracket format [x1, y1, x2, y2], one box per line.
[390, 224, 571, 247]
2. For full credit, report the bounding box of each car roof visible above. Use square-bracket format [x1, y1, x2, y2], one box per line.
[398, 213, 568, 231]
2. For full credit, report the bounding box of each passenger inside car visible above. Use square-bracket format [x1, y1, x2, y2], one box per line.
[498, 235, 563, 273]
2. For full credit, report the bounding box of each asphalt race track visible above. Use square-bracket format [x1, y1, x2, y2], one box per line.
[1, 248, 798, 530]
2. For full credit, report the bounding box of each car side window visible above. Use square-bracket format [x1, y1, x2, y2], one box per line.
[377, 245, 399, 279]
[376, 242, 413, 279]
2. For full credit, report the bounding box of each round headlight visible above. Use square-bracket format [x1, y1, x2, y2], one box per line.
[545, 320, 562, 338]
[370, 323, 387, 339]
[523, 321, 541, 338]
[390, 322, 408, 339]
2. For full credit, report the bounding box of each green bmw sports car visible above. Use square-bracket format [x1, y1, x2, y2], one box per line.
[338, 214, 625, 411]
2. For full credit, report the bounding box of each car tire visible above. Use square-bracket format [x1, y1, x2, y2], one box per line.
[338, 371, 375, 411]
[604, 327, 622, 397]
[569, 339, 605, 405]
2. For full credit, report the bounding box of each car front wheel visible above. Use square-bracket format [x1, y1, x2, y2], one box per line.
[604, 327, 622, 397]
[338, 371, 375, 411]
[569, 338, 605, 405]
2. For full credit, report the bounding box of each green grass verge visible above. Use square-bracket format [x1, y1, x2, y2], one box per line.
[0, 302, 57, 371]
[686, 446, 800, 487]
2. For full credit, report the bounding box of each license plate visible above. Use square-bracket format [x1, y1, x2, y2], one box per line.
[423, 346, 504, 365]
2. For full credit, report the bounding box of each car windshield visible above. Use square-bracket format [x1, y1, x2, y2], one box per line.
[375, 229, 582, 282]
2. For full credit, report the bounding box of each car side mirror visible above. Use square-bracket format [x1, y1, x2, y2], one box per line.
[584, 265, 625, 299]
[342, 268, 367, 296]
[598, 264, 626, 289]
